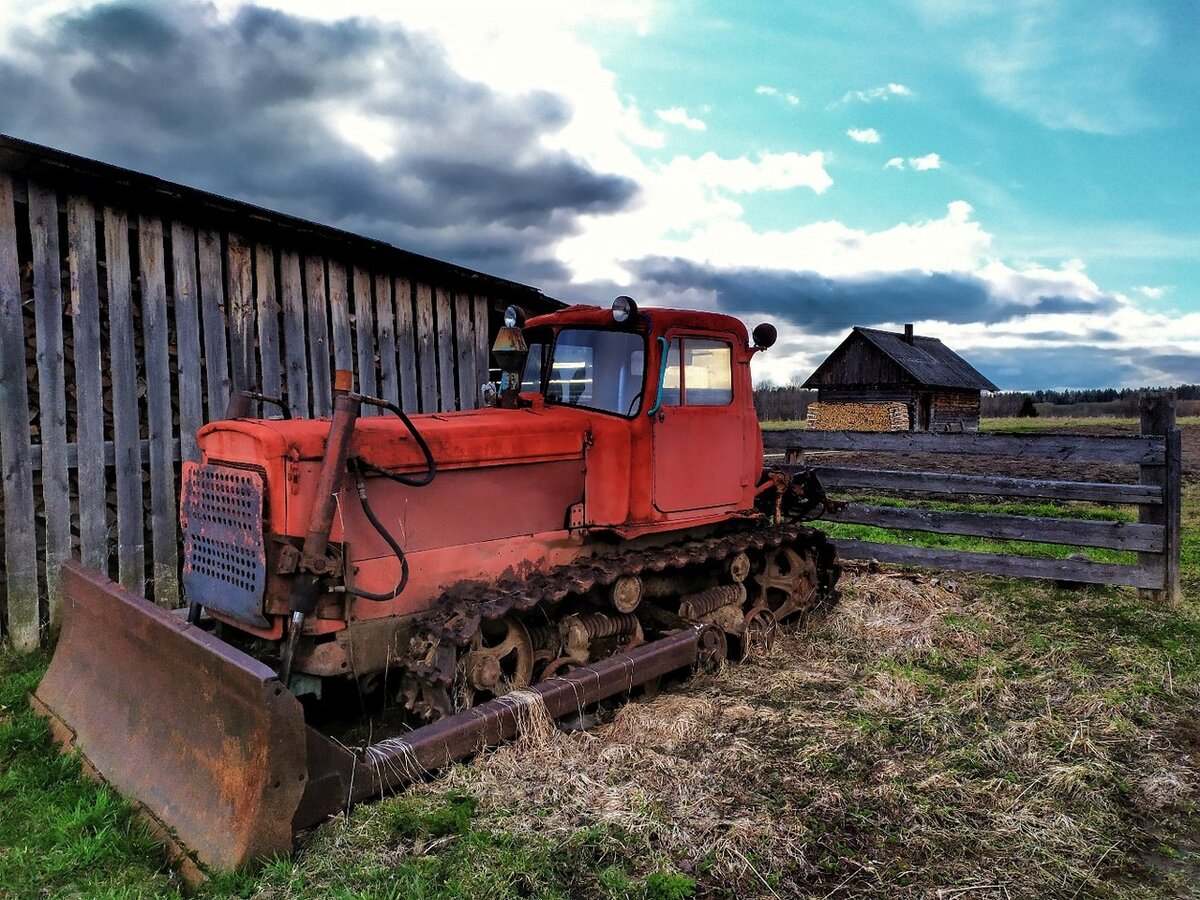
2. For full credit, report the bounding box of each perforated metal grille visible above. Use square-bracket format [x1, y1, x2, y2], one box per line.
[181, 463, 268, 628]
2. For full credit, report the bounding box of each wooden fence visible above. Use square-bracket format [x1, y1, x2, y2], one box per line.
[764, 393, 1182, 604]
[0, 137, 558, 651]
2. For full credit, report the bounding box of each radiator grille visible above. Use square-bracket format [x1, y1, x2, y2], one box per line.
[181, 463, 269, 628]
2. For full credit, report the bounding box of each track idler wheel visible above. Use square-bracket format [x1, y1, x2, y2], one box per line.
[752, 545, 819, 623]
[459, 615, 534, 705]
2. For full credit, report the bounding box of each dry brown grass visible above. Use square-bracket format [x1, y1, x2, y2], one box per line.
[273, 571, 1200, 899]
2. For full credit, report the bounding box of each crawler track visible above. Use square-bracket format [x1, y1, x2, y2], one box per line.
[400, 521, 841, 721]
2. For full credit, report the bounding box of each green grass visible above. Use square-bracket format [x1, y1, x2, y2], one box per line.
[1, 441, 1197, 896]
[0, 651, 185, 898]
[760, 415, 1200, 431]
[0, 649, 698, 899]
[814, 492, 1140, 565]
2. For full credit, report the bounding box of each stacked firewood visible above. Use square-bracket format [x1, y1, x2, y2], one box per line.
[806, 401, 910, 431]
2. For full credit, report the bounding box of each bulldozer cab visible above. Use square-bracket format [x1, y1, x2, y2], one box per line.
[520, 299, 766, 523]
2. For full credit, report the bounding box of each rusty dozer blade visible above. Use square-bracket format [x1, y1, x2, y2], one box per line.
[31, 560, 309, 872]
[32, 560, 708, 874]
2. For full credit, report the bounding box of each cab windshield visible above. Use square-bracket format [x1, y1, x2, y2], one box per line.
[523, 328, 646, 417]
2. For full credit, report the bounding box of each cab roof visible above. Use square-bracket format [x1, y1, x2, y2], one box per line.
[526, 304, 751, 343]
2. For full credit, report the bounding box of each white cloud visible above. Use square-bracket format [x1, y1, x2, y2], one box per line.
[843, 82, 913, 103]
[663, 151, 832, 194]
[326, 109, 397, 163]
[847, 127, 881, 143]
[755, 85, 800, 105]
[12, 1, 1191, 390]
[656, 106, 707, 131]
[556, 150, 834, 282]
[885, 153, 942, 171]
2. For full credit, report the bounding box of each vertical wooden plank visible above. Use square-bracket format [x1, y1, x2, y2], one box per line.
[138, 215, 179, 607]
[474, 295, 492, 399]
[198, 229, 230, 418]
[454, 290, 476, 410]
[434, 286, 457, 410]
[1139, 393, 1180, 605]
[226, 232, 254, 399]
[305, 256, 332, 416]
[394, 277, 420, 413]
[0, 174, 39, 649]
[413, 282, 438, 413]
[29, 183, 71, 627]
[171, 222, 203, 462]
[352, 266, 377, 411]
[255, 243, 282, 402]
[280, 250, 309, 418]
[104, 207, 144, 593]
[1164, 425, 1183, 605]
[328, 259, 353, 378]
[373, 272, 398, 407]
[67, 195, 106, 573]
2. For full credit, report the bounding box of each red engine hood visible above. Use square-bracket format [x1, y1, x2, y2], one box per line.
[197, 404, 595, 473]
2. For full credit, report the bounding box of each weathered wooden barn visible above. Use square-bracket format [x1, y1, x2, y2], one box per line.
[803, 324, 997, 432]
[0, 134, 561, 650]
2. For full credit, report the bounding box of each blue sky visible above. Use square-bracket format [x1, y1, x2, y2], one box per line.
[2, 0, 1196, 389]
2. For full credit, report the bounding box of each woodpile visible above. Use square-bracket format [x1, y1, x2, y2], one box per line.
[806, 401, 910, 432]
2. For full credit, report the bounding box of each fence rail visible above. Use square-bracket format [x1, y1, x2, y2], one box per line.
[766, 393, 1182, 603]
[0, 138, 558, 652]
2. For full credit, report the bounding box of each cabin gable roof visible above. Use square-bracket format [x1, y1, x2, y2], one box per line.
[803, 327, 998, 391]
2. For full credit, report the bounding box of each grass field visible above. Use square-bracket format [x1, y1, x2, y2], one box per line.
[760, 415, 1200, 432]
[2, 435, 1197, 898]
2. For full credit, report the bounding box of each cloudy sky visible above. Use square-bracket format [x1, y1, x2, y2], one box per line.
[1, 0, 1197, 389]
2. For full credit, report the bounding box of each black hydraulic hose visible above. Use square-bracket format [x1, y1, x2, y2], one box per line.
[338, 397, 436, 601]
[354, 395, 437, 487]
[341, 460, 410, 601]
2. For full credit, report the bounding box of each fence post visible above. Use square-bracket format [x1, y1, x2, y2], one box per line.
[1139, 392, 1181, 605]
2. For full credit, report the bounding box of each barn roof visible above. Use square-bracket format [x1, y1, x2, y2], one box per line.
[803, 326, 998, 391]
[0, 133, 562, 314]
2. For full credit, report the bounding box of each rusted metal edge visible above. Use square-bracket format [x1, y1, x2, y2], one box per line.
[32, 561, 308, 873]
[294, 626, 701, 830]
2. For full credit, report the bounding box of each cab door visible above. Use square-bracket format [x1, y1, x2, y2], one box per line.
[651, 334, 746, 513]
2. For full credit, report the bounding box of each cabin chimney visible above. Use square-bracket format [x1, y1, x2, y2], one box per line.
[903, 323, 914, 344]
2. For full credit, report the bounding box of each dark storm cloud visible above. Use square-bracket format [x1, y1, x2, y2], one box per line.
[1144, 354, 1200, 384]
[0, 1, 637, 281]
[629, 257, 1120, 336]
[993, 329, 1122, 343]
[962, 346, 1144, 391]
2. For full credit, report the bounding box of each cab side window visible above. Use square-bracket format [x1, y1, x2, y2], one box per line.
[661, 337, 733, 407]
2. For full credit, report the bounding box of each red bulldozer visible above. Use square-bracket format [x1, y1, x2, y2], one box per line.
[33, 296, 839, 872]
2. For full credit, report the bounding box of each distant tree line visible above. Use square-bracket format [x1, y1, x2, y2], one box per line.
[982, 387, 1200, 419]
[1022, 385, 1200, 404]
[756, 383, 1199, 422]
[754, 384, 817, 421]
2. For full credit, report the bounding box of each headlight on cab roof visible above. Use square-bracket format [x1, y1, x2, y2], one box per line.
[503, 305, 526, 328]
[611, 295, 637, 323]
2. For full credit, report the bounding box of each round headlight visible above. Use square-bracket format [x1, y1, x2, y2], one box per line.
[503, 305, 525, 328]
[752, 322, 777, 349]
[611, 295, 637, 323]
